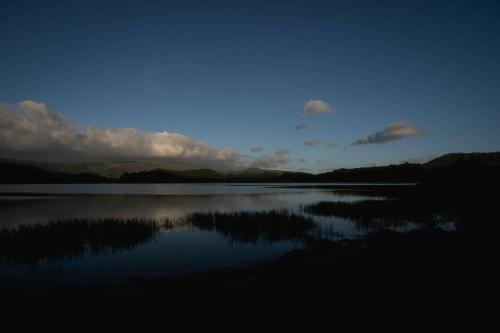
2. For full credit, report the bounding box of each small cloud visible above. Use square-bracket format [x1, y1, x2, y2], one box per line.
[297, 158, 307, 163]
[294, 123, 309, 130]
[303, 140, 319, 146]
[326, 143, 337, 149]
[275, 148, 291, 156]
[304, 99, 334, 116]
[352, 121, 426, 145]
[250, 146, 264, 153]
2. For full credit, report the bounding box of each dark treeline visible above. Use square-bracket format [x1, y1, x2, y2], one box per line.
[120, 168, 226, 183]
[1, 152, 499, 184]
[120, 169, 316, 183]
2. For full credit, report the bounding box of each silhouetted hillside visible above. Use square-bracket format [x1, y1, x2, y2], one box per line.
[424, 152, 500, 169]
[0, 158, 195, 178]
[422, 152, 500, 185]
[0, 160, 109, 184]
[315, 163, 423, 183]
[1, 152, 499, 184]
[315, 152, 500, 184]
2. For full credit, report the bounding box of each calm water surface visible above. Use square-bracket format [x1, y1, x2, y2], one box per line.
[0, 183, 413, 290]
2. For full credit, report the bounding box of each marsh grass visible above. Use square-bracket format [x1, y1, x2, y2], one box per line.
[0, 218, 160, 263]
[0, 211, 316, 264]
[303, 199, 449, 226]
[186, 210, 315, 244]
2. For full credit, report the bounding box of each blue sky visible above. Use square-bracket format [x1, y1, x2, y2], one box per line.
[1, 0, 499, 172]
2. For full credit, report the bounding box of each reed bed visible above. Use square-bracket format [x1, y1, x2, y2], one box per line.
[185, 210, 315, 244]
[0, 210, 316, 263]
[0, 218, 160, 263]
[303, 199, 447, 224]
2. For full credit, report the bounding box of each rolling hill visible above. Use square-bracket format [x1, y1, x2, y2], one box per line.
[1, 152, 499, 184]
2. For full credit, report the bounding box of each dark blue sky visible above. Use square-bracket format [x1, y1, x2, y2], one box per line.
[1, 0, 499, 171]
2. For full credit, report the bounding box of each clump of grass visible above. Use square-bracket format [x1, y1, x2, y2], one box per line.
[303, 200, 446, 225]
[185, 210, 315, 244]
[0, 218, 160, 264]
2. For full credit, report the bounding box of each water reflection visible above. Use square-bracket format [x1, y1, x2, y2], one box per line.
[0, 183, 377, 195]
[0, 190, 370, 227]
[188, 211, 315, 244]
[0, 212, 316, 265]
[0, 184, 425, 288]
[0, 218, 161, 264]
[303, 199, 459, 229]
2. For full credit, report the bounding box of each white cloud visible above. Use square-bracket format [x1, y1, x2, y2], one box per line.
[304, 99, 334, 116]
[303, 139, 319, 146]
[0, 100, 263, 170]
[275, 148, 290, 156]
[352, 121, 426, 145]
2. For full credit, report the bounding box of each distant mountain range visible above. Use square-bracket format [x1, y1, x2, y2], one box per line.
[0, 158, 195, 178]
[1, 152, 499, 184]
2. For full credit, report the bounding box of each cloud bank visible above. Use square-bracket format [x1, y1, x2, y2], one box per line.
[304, 100, 334, 116]
[352, 121, 425, 145]
[0, 100, 288, 170]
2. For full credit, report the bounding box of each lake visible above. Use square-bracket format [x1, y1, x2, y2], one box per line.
[0, 183, 419, 291]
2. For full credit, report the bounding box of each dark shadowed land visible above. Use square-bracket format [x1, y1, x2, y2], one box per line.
[1, 179, 498, 327]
